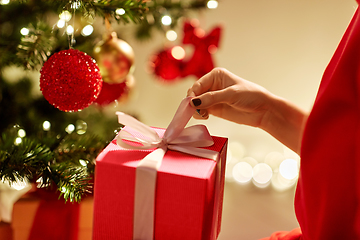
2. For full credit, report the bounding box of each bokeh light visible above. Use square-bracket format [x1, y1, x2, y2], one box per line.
[65, 124, 75, 134]
[252, 163, 272, 188]
[18, 129, 26, 138]
[66, 25, 74, 35]
[207, 0, 218, 9]
[20, 27, 29, 36]
[43, 121, 51, 131]
[57, 19, 66, 28]
[59, 11, 72, 22]
[81, 25, 93, 36]
[171, 46, 185, 60]
[232, 162, 253, 184]
[0, 0, 10, 5]
[279, 158, 299, 180]
[116, 8, 126, 15]
[166, 30, 177, 41]
[76, 120, 87, 135]
[161, 15, 172, 26]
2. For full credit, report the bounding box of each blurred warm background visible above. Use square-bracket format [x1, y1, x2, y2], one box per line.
[0, 0, 357, 239]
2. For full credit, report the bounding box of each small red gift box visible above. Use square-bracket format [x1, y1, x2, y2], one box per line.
[93, 130, 227, 240]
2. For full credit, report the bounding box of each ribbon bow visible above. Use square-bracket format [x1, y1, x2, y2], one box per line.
[116, 97, 218, 240]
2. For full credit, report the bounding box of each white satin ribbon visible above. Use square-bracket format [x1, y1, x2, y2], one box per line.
[116, 97, 219, 240]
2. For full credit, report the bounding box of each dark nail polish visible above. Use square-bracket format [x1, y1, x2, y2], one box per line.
[192, 98, 202, 107]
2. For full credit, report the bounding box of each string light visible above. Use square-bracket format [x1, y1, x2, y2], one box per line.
[17, 129, 26, 138]
[57, 19, 66, 28]
[65, 124, 75, 134]
[42, 121, 51, 131]
[14, 137, 22, 146]
[81, 25, 94, 36]
[116, 8, 126, 15]
[59, 11, 72, 22]
[20, 27, 29, 36]
[207, 0, 218, 9]
[161, 15, 172, 26]
[79, 159, 87, 166]
[0, 0, 10, 5]
[66, 25, 74, 35]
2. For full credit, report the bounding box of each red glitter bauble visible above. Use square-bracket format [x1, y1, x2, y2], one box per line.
[40, 49, 103, 112]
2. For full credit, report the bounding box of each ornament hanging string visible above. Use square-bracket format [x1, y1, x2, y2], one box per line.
[65, 2, 77, 49]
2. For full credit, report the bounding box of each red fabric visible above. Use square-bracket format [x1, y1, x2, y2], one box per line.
[266, 5, 360, 240]
[260, 228, 302, 240]
[28, 189, 80, 240]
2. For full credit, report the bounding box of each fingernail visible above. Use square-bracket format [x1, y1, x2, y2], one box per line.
[192, 98, 202, 107]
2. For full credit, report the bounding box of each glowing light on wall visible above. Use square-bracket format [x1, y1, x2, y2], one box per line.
[225, 141, 300, 192]
[252, 163, 273, 188]
[279, 158, 299, 180]
[232, 162, 253, 184]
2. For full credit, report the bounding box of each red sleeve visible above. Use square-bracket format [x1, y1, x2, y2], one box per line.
[259, 228, 302, 240]
[295, 6, 360, 240]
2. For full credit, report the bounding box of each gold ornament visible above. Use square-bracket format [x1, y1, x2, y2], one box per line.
[93, 32, 135, 83]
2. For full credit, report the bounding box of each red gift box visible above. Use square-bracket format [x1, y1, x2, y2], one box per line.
[93, 98, 228, 240]
[93, 130, 227, 240]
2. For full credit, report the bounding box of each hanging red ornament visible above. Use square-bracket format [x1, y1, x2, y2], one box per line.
[40, 49, 103, 112]
[93, 32, 135, 84]
[181, 20, 222, 79]
[94, 75, 135, 106]
[150, 48, 183, 81]
[150, 20, 222, 82]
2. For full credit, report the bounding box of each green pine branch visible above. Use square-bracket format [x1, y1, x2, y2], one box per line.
[0, 0, 210, 70]
[0, 126, 107, 202]
[17, 21, 57, 70]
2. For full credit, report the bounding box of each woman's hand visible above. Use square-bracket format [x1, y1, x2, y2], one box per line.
[187, 67, 272, 128]
[187, 67, 308, 154]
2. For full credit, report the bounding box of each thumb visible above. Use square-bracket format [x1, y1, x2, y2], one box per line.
[190, 88, 229, 109]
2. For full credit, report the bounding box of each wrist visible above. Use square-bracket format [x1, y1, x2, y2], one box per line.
[260, 94, 308, 154]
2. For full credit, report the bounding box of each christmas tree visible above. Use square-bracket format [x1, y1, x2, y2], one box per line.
[0, 0, 214, 203]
